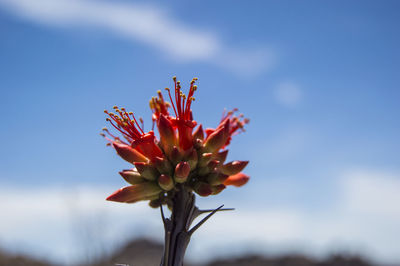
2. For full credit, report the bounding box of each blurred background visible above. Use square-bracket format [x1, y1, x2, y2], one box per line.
[0, 0, 399, 265]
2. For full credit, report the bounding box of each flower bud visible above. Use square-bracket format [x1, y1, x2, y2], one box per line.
[174, 161, 190, 183]
[134, 162, 159, 181]
[119, 169, 145, 185]
[220, 161, 249, 176]
[198, 152, 213, 167]
[198, 160, 219, 176]
[207, 160, 220, 171]
[194, 138, 203, 149]
[153, 156, 173, 174]
[112, 142, 148, 163]
[211, 184, 226, 195]
[158, 114, 176, 149]
[203, 119, 230, 152]
[158, 174, 174, 191]
[186, 149, 198, 170]
[207, 172, 229, 186]
[223, 172, 250, 187]
[106, 183, 162, 203]
[213, 150, 228, 164]
[194, 182, 212, 197]
[203, 127, 225, 153]
[169, 146, 182, 165]
[193, 124, 204, 141]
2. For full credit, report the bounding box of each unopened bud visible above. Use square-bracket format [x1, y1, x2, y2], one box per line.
[194, 138, 203, 149]
[220, 161, 249, 175]
[158, 114, 176, 149]
[106, 183, 162, 203]
[197, 160, 218, 176]
[213, 150, 228, 164]
[112, 142, 148, 163]
[198, 153, 213, 167]
[158, 174, 174, 191]
[207, 160, 220, 171]
[211, 184, 226, 195]
[193, 124, 204, 141]
[186, 149, 198, 170]
[207, 172, 229, 186]
[194, 182, 212, 197]
[203, 128, 224, 152]
[174, 161, 190, 183]
[223, 172, 250, 187]
[134, 162, 159, 181]
[169, 146, 182, 165]
[153, 156, 173, 174]
[119, 169, 145, 185]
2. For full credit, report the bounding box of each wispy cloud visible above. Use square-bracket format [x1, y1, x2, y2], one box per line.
[0, 0, 274, 76]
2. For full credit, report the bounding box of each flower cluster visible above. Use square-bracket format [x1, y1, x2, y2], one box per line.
[102, 77, 249, 208]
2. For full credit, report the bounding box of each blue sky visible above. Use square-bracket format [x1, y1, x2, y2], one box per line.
[0, 0, 400, 264]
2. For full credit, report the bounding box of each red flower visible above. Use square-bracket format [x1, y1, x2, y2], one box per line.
[163, 77, 198, 151]
[102, 77, 250, 206]
[103, 107, 162, 160]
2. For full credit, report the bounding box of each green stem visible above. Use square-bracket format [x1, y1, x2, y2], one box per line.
[159, 184, 233, 266]
[160, 184, 195, 266]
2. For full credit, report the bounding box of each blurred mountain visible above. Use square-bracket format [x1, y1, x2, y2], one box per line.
[0, 249, 50, 266]
[0, 239, 375, 266]
[91, 238, 373, 266]
[91, 238, 163, 266]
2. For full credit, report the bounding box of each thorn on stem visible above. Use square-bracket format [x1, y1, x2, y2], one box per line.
[188, 205, 224, 236]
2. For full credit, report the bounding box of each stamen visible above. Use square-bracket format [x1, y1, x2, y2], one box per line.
[165, 87, 177, 116]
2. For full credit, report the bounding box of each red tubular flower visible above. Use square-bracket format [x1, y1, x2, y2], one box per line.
[149, 90, 170, 123]
[205, 108, 250, 149]
[164, 77, 198, 151]
[103, 106, 163, 160]
[103, 77, 250, 205]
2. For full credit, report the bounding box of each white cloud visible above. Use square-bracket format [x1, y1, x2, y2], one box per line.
[0, 0, 273, 76]
[1, 169, 400, 264]
[341, 169, 400, 217]
[274, 82, 303, 107]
